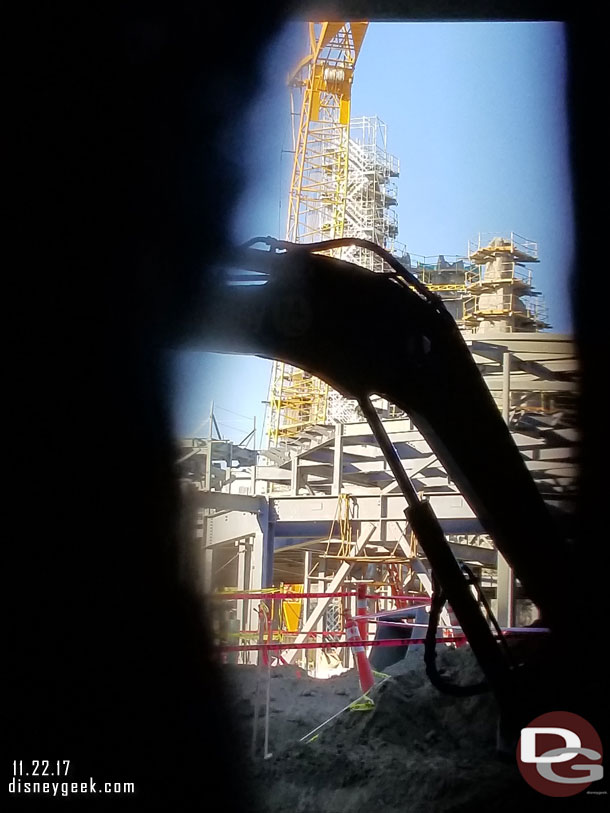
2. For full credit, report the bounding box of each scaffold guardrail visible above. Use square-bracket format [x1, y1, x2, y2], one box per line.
[468, 232, 539, 262]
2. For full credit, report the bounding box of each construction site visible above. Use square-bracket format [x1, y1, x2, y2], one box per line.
[176, 21, 592, 812]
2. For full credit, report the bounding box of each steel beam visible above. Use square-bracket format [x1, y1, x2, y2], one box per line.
[191, 491, 266, 514]
[332, 422, 344, 496]
[290, 457, 300, 495]
[484, 379, 574, 392]
[272, 493, 476, 523]
[496, 350, 514, 628]
[205, 511, 260, 548]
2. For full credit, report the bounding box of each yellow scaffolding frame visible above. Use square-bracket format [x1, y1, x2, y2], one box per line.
[268, 363, 329, 445]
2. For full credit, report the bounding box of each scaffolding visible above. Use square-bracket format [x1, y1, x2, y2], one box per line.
[397, 253, 473, 326]
[268, 115, 403, 439]
[463, 233, 550, 333]
[267, 364, 329, 446]
[468, 231, 539, 264]
[340, 116, 400, 273]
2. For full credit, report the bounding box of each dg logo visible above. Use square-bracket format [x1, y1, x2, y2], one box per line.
[517, 710, 604, 797]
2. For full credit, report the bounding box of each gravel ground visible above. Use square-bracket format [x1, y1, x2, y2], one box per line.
[220, 647, 551, 812]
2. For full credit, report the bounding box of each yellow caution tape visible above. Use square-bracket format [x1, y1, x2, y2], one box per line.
[349, 696, 375, 712]
[227, 629, 300, 641]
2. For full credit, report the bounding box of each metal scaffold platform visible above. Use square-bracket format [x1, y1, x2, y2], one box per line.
[464, 232, 550, 333]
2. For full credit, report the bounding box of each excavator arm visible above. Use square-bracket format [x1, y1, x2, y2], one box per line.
[192, 239, 570, 710]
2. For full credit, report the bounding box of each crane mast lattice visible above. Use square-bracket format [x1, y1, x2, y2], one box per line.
[268, 21, 368, 447]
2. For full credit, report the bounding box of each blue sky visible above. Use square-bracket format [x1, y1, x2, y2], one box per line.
[171, 21, 573, 443]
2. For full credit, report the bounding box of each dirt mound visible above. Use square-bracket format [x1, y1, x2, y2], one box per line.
[223, 662, 361, 752]
[222, 648, 538, 812]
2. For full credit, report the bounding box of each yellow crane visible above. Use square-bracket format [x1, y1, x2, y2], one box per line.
[268, 21, 368, 446]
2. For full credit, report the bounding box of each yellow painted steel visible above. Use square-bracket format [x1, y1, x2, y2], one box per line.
[281, 583, 304, 632]
[323, 493, 354, 560]
[425, 284, 467, 292]
[268, 22, 368, 445]
[286, 22, 367, 245]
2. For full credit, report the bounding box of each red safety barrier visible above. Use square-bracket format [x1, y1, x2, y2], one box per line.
[375, 620, 445, 628]
[218, 635, 466, 653]
[371, 594, 429, 601]
[211, 590, 429, 601]
[213, 591, 355, 601]
[239, 630, 344, 637]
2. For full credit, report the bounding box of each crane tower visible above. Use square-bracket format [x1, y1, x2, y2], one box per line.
[267, 21, 369, 447]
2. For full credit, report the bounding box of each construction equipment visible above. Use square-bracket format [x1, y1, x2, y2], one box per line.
[268, 21, 368, 444]
[193, 235, 580, 746]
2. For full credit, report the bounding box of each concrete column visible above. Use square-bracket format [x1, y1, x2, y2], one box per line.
[497, 351, 514, 628]
[332, 423, 344, 496]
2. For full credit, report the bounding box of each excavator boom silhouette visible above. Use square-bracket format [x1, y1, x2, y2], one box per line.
[193, 238, 571, 725]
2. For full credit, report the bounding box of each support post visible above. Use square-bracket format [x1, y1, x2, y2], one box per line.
[315, 567, 326, 675]
[250, 416, 257, 495]
[202, 509, 214, 595]
[502, 351, 511, 424]
[205, 401, 215, 492]
[236, 539, 247, 631]
[303, 550, 312, 625]
[249, 500, 274, 659]
[205, 440, 213, 493]
[332, 422, 343, 496]
[497, 351, 514, 628]
[303, 549, 312, 671]
[290, 457, 300, 496]
[257, 499, 274, 590]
